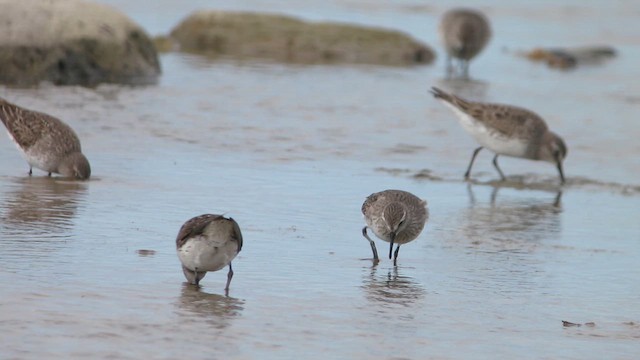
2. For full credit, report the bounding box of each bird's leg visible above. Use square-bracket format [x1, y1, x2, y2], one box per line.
[490, 186, 499, 205]
[445, 54, 454, 79]
[48, 172, 52, 177]
[225, 263, 234, 296]
[456, 59, 465, 77]
[28, 167, 32, 176]
[466, 182, 477, 205]
[362, 227, 379, 260]
[464, 147, 483, 180]
[393, 245, 400, 266]
[462, 60, 470, 79]
[492, 154, 506, 181]
[555, 155, 565, 185]
[553, 191, 563, 208]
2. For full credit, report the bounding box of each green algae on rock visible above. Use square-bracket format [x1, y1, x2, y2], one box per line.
[0, 0, 161, 87]
[164, 11, 434, 66]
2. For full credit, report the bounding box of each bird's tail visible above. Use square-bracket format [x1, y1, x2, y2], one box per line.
[429, 87, 472, 111]
[0, 98, 11, 127]
[430, 86, 453, 100]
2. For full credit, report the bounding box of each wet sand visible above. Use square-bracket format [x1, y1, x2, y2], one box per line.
[1, 0, 639, 359]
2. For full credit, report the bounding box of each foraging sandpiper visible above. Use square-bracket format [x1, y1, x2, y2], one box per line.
[362, 190, 428, 265]
[439, 8, 491, 79]
[430, 86, 568, 183]
[0, 98, 91, 180]
[176, 214, 243, 294]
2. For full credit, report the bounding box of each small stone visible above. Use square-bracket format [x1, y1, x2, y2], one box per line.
[136, 249, 157, 257]
[562, 320, 581, 327]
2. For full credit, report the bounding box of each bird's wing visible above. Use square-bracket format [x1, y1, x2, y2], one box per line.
[430, 87, 548, 138]
[0, 100, 51, 149]
[176, 214, 222, 247]
[229, 217, 243, 253]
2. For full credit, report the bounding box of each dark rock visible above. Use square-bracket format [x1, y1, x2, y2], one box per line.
[0, 0, 161, 87]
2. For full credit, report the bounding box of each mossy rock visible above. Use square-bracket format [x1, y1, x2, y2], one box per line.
[166, 11, 434, 66]
[0, 0, 161, 87]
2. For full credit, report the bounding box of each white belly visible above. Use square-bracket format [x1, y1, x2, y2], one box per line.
[177, 235, 238, 272]
[5, 130, 58, 172]
[443, 102, 529, 158]
[24, 146, 58, 172]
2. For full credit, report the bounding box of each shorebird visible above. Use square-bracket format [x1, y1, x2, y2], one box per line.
[430, 87, 568, 183]
[176, 214, 243, 294]
[361, 190, 428, 265]
[439, 8, 491, 79]
[0, 98, 91, 180]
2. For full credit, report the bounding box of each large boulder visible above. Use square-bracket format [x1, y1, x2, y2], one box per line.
[0, 0, 161, 86]
[163, 11, 434, 66]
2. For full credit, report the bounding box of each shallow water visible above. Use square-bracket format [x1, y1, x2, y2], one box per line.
[1, 1, 639, 359]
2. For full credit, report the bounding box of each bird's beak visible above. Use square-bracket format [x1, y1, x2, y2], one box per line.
[555, 156, 565, 184]
[389, 232, 395, 259]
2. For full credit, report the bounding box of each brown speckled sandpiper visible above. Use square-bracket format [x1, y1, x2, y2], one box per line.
[430, 87, 568, 183]
[0, 98, 91, 180]
[176, 214, 243, 294]
[362, 190, 428, 266]
[439, 8, 491, 79]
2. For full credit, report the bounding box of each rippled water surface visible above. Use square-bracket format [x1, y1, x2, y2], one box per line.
[1, 1, 639, 359]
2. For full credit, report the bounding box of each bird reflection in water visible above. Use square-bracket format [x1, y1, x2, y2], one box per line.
[0, 176, 87, 239]
[361, 265, 426, 307]
[463, 184, 562, 250]
[177, 284, 244, 329]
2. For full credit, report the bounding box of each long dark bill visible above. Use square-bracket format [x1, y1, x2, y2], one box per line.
[389, 232, 395, 259]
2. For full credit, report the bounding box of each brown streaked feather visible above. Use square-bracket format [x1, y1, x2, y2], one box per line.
[363, 190, 428, 220]
[0, 98, 81, 151]
[430, 87, 473, 113]
[229, 217, 243, 253]
[176, 214, 243, 253]
[430, 87, 549, 139]
[175, 214, 224, 248]
[361, 192, 378, 216]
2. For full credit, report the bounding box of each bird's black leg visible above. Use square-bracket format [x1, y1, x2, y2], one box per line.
[462, 60, 470, 79]
[492, 154, 506, 181]
[28, 167, 32, 176]
[555, 155, 565, 185]
[393, 245, 400, 266]
[464, 147, 483, 180]
[490, 186, 500, 205]
[225, 263, 234, 295]
[553, 191, 563, 208]
[362, 227, 379, 260]
[445, 54, 453, 79]
[48, 172, 52, 177]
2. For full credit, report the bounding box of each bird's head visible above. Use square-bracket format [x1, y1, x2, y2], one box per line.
[539, 131, 567, 184]
[382, 202, 408, 259]
[59, 152, 91, 180]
